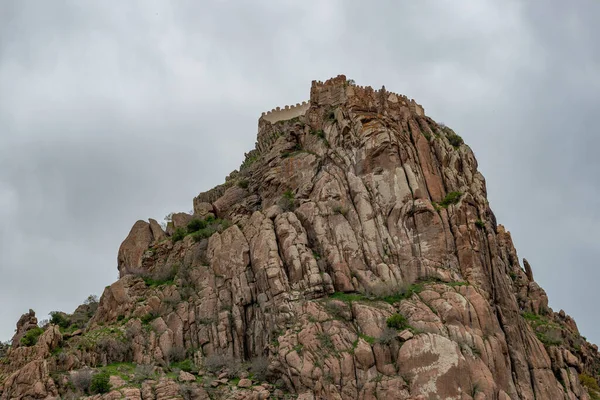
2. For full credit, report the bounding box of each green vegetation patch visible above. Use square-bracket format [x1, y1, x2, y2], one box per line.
[439, 191, 463, 208]
[580, 374, 600, 399]
[90, 372, 111, 394]
[20, 327, 44, 347]
[444, 129, 464, 148]
[358, 334, 375, 345]
[171, 359, 196, 373]
[171, 215, 231, 244]
[386, 314, 410, 330]
[521, 311, 564, 347]
[240, 152, 259, 170]
[99, 362, 136, 381]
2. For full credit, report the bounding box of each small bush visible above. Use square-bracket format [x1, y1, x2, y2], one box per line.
[387, 314, 409, 330]
[20, 327, 44, 347]
[536, 330, 562, 347]
[249, 356, 269, 381]
[96, 336, 131, 364]
[204, 354, 242, 378]
[580, 374, 600, 396]
[439, 191, 462, 207]
[50, 312, 71, 329]
[237, 179, 249, 189]
[70, 369, 94, 393]
[171, 227, 187, 243]
[90, 372, 111, 394]
[446, 130, 464, 147]
[204, 354, 225, 373]
[475, 219, 485, 229]
[240, 152, 259, 170]
[133, 364, 155, 383]
[187, 219, 206, 233]
[141, 311, 159, 325]
[378, 327, 398, 345]
[167, 346, 186, 363]
[171, 359, 195, 372]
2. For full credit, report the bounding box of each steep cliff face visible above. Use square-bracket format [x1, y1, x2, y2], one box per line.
[1, 75, 599, 400]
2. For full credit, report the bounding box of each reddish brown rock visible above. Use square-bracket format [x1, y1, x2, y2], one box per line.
[2, 75, 599, 400]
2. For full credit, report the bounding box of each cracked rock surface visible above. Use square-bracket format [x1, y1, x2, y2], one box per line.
[1, 75, 599, 400]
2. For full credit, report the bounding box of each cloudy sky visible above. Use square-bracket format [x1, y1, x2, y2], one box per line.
[1, 1, 599, 344]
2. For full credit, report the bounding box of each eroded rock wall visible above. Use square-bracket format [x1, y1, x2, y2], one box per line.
[2, 75, 598, 400]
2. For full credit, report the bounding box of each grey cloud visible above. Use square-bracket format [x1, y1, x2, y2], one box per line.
[1, 0, 599, 344]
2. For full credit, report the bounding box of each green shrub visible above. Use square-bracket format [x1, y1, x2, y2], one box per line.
[580, 374, 600, 394]
[240, 152, 259, 170]
[475, 219, 485, 229]
[446, 130, 464, 147]
[439, 191, 462, 207]
[171, 359, 195, 372]
[536, 331, 562, 347]
[187, 219, 206, 233]
[50, 312, 71, 329]
[171, 227, 187, 243]
[386, 314, 409, 330]
[142, 264, 178, 286]
[20, 327, 44, 347]
[237, 179, 249, 189]
[141, 312, 159, 325]
[90, 372, 111, 394]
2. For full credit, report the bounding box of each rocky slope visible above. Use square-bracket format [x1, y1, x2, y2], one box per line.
[1, 75, 599, 400]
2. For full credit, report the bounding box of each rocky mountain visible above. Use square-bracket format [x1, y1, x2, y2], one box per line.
[1, 75, 599, 400]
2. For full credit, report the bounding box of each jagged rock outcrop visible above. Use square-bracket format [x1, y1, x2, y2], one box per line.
[2, 75, 599, 399]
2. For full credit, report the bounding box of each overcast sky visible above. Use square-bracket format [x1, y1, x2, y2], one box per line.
[1, 1, 599, 344]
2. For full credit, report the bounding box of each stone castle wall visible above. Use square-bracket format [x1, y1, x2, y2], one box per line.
[261, 101, 310, 123]
[310, 74, 425, 117]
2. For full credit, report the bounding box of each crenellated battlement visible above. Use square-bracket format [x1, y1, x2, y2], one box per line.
[310, 74, 425, 116]
[261, 101, 310, 123]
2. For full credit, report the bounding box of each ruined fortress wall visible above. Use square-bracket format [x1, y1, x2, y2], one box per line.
[261, 101, 310, 123]
[310, 74, 425, 117]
